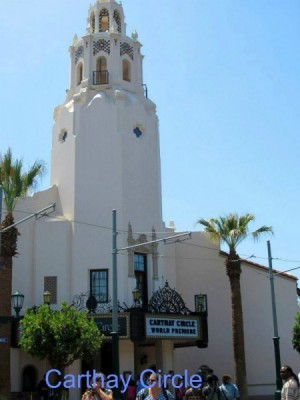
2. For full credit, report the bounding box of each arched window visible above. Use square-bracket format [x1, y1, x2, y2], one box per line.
[122, 59, 131, 82]
[90, 12, 95, 33]
[77, 62, 83, 85]
[22, 365, 37, 392]
[113, 10, 121, 33]
[99, 9, 109, 32]
[96, 56, 108, 84]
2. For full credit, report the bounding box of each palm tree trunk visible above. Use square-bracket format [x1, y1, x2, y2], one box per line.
[226, 256, 248, 399]
[0, 213, 17, 399]
[0, 254, 12, 400]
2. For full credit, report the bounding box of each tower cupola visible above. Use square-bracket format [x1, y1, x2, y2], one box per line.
[87, 0, 125, 35]
[67, 0, 144, 100]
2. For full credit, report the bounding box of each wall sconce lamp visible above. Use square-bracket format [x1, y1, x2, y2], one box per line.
[43, 291, 51, 306]
[132, 287, 141, 307]
[195, 293, 207, 313]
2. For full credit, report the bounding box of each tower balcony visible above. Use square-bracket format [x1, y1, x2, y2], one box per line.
[93, 70, 109, 85]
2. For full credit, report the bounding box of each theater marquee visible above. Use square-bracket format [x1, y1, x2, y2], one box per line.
[145, 314, 201, 340]
[93, 313, 130, 339]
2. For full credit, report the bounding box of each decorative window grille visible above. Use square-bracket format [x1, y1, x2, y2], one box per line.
[44, 276, 57, 304]
[120, 42, 133, 60]
[75, 45, 84, 64]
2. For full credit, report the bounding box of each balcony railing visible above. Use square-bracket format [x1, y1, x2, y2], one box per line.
[93, 70, 109, 85]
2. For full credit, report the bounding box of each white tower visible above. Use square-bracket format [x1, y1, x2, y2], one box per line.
[49, 0, 165, 307]
[51, 0, 163, 235]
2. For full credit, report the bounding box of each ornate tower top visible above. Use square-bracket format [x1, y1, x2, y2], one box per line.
[65, 0, 145, 101]
[87, 0, 126, 35]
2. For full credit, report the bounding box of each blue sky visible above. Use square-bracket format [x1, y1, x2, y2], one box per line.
[1, 1, 300, 281]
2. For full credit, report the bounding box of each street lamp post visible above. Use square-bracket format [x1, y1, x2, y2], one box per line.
[0, 291, 24, 400]
[267, 240, 282, 400]
[11, 290, 25, 318]
[111, 210, 120, 399]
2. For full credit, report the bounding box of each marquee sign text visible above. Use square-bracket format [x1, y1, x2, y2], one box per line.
[145, 315, 200, 340]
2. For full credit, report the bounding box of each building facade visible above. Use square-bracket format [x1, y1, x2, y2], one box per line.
[7, 0, 299, 398]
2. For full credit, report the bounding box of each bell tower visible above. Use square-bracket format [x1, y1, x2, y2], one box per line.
[68, 0, 144, 98]
[50, 0, 163, 236]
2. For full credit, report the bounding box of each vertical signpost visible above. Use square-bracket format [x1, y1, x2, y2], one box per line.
[267, 241, 282, 400]
[111, 210, 120, 398]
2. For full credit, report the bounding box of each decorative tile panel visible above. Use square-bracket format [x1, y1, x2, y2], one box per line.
[75, 45, 84, 64]
[93, 39, 110, 55]
[120, 42, 133, 60]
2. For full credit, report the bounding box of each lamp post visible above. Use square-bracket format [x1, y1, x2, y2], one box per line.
[0, 291, 24, 400]
[11, 291, 24, 349]
[112, 209, 119, 374]
[11, 290, 25, 318]
[267, 240, 282, 400]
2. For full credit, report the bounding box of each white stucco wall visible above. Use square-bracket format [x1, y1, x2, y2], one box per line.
[164, 231, 299, 396]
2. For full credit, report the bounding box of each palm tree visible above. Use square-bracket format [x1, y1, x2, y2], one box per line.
[198, 213, 273, 400]
[0, 147, 44, 400]
[0, 148, 45, 255]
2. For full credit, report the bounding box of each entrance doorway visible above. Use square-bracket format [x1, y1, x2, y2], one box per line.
[101, 342, 112, 375]
[81, 342, 113, 391]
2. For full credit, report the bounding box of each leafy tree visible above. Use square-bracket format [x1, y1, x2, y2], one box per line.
[292, 312, 300, 354]
[19, 302, 103, 372]
[198, 213, 273, 400]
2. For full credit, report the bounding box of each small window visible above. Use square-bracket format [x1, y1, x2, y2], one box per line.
[133, 126, 142, 138]
[77, 62, 83, 85]
[122, 59, 131, 82]
[134, 254, 145, 272]
[59, 130, 68, 143]
[134, 253, 147, 305]
[96, 56, 108, 84]
[90, 12, 95, 33]
[90, 269, 108, 303]
[113, 10, 121, 33]
[99, 9, 109, 32]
